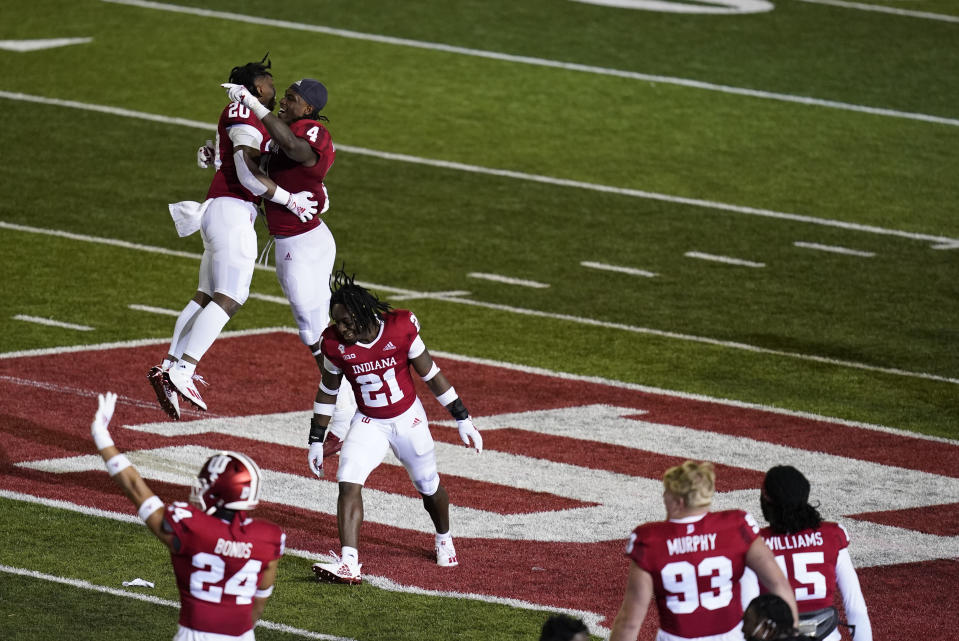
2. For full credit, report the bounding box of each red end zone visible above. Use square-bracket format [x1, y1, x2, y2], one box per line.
[1, 331, 957, 639]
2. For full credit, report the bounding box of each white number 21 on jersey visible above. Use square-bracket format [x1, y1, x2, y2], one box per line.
[356, 367, 404, 408]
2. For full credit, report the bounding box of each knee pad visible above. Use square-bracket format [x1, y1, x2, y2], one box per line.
[414, 471, 440, 496]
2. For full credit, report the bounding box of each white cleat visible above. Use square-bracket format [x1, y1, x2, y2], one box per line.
[436, 539, 459, 567]
[165, 367, 208, 411]
[312, 552, 362, 585]
[147, 365, 180, 420]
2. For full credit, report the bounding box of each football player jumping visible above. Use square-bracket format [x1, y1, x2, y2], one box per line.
[149, 54, 319, 419]
[91, 392, 286, 640]
[306, 269, 484, 584]
[221, 75, 356, 460]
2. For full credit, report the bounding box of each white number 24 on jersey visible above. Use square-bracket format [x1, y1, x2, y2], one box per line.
[190, 552, 262, 605]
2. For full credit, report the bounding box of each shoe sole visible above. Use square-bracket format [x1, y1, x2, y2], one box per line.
[164, 372, 207, 411]
[147, 369, 180, 421]
[311, 565, 362, 585]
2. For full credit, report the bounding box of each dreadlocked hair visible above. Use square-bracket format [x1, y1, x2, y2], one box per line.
[761, 465, 823, 535]
[228, 52, 272, 95]
[330, 268, 392, 336]
[745, 594, 796, 639]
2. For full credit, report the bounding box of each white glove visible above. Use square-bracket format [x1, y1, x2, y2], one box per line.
[456, 418, 483, 453]
[308, 441, 324, 478]
[197, 140, 214, 169]
[221, 82, 270, 119]
[91, 392, 118, 450]
[286, 190, 318, 222]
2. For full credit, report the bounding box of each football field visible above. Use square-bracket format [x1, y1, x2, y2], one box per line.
[1, 1, 958, 639]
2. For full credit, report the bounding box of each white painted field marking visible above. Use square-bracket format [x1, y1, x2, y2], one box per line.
[0, 37, 93, 52]
[684, 252, 765, 268]
[0, 563, 358, 641]
[12, 314, 93, 331]
[2, 95, 957, 249]
[99, 0, 959, 127]
[388, 289, 472, 301]
[467, 272, 551, 288]
[2, 221, 957, 386]
[128, 303, 181, 316]
[0, 490, 605, 635]
[569, 0, 773, 14]
[794, 241, 875, 257]
[798, 0, 959, 22]
[581, 261, 657, 278]
[6, 333, 956, 443]
[18, 406, 959, 566]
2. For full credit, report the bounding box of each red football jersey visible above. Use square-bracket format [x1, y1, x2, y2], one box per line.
[759, 522, 849, 612]
[206, 102, 271, 203]
[165, 502, 285, 636]
[321, 309, 421, 419]
[626, 510, 760, 638]
[262, 118, 335, 237]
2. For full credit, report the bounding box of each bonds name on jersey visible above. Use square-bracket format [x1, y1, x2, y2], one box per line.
[263, 118, 336, 237]
[165, 502, 285, 636]
[321, 310, 422, 420]
[759, 522, 849, 612]
[206, 102, 272, 204]
[626, 510, 760, 639]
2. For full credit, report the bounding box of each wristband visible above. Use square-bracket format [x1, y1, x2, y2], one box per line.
[268, 185, 291, 206]
[446, 397, 470, 421]
[314, 402, 336, 416]
[106, 453, 131, 477]
[137, 495, 164, 522]
[318, 381, 339, 396]
[254, 585, 275, 598]
[421, 362, 441, 382]
[309, 416, 328, 444]
[249, 99, 270, 120]
[435, 386, 458, 407]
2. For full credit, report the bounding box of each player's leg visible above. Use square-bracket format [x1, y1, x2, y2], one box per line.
[392, 400, 459, 567]
[312, 414, 389, 584]
[167, 198, 257, 410]
[276, 225, 357, 445]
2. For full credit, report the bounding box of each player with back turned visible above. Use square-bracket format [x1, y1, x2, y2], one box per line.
[90, 392, 285, 640]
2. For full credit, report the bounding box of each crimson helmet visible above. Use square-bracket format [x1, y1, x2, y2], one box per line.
[190, 451, 263, 515]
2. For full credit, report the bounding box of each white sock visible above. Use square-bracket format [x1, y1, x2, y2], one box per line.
[174, 359, 196, 377]
[341, 546, 359, 565]
[435, 531, 453, 546]
[181, 302, 230, 364]
[169, 299, 203, 360]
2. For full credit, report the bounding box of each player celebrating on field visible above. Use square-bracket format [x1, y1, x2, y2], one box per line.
[307, 269, 484, 584]
[151, 54, 319, 418]
[744, 466, 873, 641]
[90, 391, 286, 640]
[221, 76, 356, 460]
[608, 461, 797, 641]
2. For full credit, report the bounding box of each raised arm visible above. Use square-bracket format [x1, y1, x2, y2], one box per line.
[90, 392, 175, 550]
[223, 83, 316, 164]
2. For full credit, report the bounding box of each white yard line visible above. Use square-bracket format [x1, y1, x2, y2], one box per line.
[128, 304, 181, 316]
[101, 0, 959, 127]
[2, 93, 957, 249]
[12, 314, 93, 331]
[0, 562, 358, 641]
[1, 221, 956, 386]
[793, 241, 875, 257]
[798, 0, 959, 22]
[684, 251, 765, 268]
[467, 272, 551, 288]
[581, 261, 657, 278]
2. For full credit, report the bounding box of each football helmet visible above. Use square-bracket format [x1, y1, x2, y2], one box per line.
[191, 451, 263, 515]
